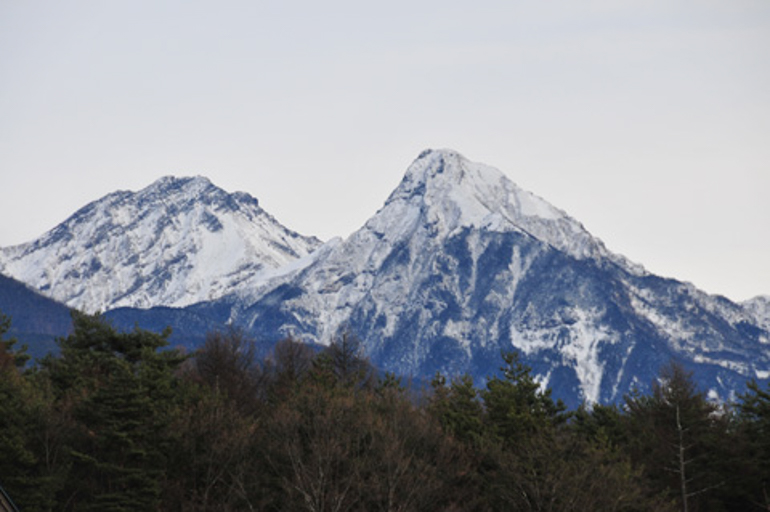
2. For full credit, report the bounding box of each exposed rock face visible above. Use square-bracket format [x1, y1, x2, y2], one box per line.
[232, 150, 770, 405]
[3, 151, 768, 406]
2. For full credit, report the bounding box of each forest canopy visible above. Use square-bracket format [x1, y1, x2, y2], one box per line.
[1, 311, 769, 511]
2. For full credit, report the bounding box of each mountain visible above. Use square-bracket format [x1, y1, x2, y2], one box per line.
[222, 149, 769, 405]
[0, 273, 73, 360]
[2, 151, 768, 406]
[0, 176, 322, 313]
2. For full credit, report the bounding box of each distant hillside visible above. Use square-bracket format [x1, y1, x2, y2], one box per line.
[0, 272, 235, 359]
[103, 300, 238, 353]
[0, 273, 72, 360]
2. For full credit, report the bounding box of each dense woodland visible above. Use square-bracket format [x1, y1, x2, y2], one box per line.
[1, 311, 769, 511]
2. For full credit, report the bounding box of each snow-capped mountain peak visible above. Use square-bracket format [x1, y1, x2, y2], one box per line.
[0, 176, 322, 312]
[3, 151, 767, 407]
[230, 149, 767, 406]
[396, 149, 561, 220]
[371, 149, 618, 263]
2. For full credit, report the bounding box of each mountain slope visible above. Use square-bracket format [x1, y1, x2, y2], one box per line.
[0, 273, 73, 360]
[3, 150, 766, 405]
[229, 150, 769, 405]
[0, 176, 322, 312]
[743, 295, 770, 332]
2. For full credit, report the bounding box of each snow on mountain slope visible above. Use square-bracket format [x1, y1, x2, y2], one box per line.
[378, 149, 638, 266]
[743, 295, 770, 333]
[0, 176, 322, 312]
[233, 149, 769, 405]
[3, 150, 766, 405]
[239, 149, 592, 339]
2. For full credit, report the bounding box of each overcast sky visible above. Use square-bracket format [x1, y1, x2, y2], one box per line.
[1, 1, 768, 302]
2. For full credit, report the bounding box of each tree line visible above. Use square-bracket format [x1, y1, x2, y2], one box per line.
[1, 311, 769, 511]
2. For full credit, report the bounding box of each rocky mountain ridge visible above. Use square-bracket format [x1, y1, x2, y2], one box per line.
[1, 150, 767, 405]
[0, 176, 321, 312]
[223, 150, 768, 404]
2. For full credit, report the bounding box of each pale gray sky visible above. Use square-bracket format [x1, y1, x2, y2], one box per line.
[1, 1, 769, 301]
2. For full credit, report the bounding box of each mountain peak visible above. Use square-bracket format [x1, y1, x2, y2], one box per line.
[135, 175, 258, 209]
[406, 148, 466, 181]
[396, 149, 567, 224]
[399, 149, 484, 193]
[149, 175, 214, 192]
[229, 151, 768, 406]
[0, 176, 321, 312]
[152, 174, 212, 187]
[376, 149, 612, 262]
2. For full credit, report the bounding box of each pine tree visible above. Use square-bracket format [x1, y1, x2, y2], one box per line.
[0, 313, 58, 510]
[42, 311, 185, 511]
[0, 359, 40, 509]
[429, 373, 485, 445]
[481, 351, 567, 444]
[0, 312, 29, 370]
[624, 362, 727, 511]
[736, 380, 770, 510]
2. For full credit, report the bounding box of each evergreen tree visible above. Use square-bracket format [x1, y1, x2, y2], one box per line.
[570, 402, 627, 449]
[429, 373, 485, 446]
[624, 362, 728, 511]
[42, 312, 185, 511]
[481, 351, 567, 444]
[0, 353, 46, 510]
[0, 314, 58, 510]
[735, 380, 770, 510]
[70, 359, 162, 511]
[477, 352, 661, 511]
[310, 332, 375, 391]
[0, 312, 29, 370]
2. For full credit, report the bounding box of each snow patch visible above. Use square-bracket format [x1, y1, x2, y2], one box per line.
[510, 307, 617, 404]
